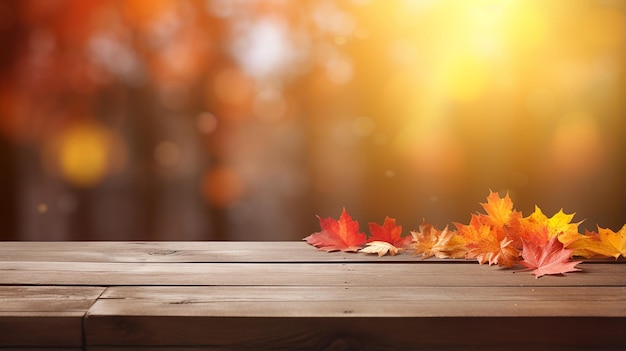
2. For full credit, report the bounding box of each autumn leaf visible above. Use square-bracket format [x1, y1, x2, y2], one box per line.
[589, 225, 626, 259]
[410, 221, 466, 259]
[508, 206, 581, 251]
[523, 206, 581, 236]
[549, 209, 582, 237]
[456, 220, 519, 267]
[304, 208, 367, 252]
[559, 230, 600, 258]
[368, 216, 412, 249]
[303, 191, 622, 280]
[517, 221, 551, 250]
[360, 241, 400, 257]
[519, 236, 582, 278]
[479, 190, 522, 228]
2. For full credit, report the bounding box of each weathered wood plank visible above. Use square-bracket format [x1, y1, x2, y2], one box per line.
[0, 286, 105, 312]
[1, 261, 623, 287]
[88, 286, 626, 317]
[0, 287, 104, 347]
[1, 241, 619, 263]
[1, 242, 624, 350]
[99, 285, 626, 302]
[89, 298, 625, 317]
[0, 241, 454, 263]
[84, 316, 626, 350]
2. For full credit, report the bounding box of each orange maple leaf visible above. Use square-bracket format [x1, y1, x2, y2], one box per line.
[456, 220, 519, 267]
[519, 236, 582, 278]
[304, 208, 367, 252]
[509, 206, 581, 250]
[411, 221, 466, 259]
[367, 216, 412, 249]
[513, 218, 551, 249]
[524, 206, 581, 238]
[479, 190, 522, 228]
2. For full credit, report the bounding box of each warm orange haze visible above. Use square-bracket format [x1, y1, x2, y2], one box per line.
[0, 0, 625, 240]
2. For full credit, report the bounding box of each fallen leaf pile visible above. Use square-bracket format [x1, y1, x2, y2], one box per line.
[304, 191, 626, 278]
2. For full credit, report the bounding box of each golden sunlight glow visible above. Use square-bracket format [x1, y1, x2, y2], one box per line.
[59, 124, 109, 187]
[442, 51, 490, 102]
[373, 0, 612, 173]
[549, 111, 605, 179]
[43, 121, 127, 188]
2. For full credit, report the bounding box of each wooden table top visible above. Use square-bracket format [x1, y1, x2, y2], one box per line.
[1, 241, 625, 350]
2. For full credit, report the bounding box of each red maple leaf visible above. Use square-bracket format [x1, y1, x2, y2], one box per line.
[518, 236, 582, 278]
[303, 208, 367, 252]
[367, 216, 412, 249]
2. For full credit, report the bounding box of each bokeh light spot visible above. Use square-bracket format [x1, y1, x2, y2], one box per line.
[213, 68, 254, 106]
[325, 55, 353, 85]
[56, 123, 112, 187]
[154, 141, 181, 167]
[197, 112, 218, 134]
[42, 121, 127, 188]
[201, 166, 245, 208]
[231, 18, 295, 78]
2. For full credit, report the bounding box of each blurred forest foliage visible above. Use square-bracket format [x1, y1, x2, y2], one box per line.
[0, 0, 625, 240]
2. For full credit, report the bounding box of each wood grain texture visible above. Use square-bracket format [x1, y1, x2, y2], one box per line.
[98, 285, 626, 302]
[0, 286, 105, 312]
[88, 286, 626, 317]
[0, 287, 104, 347]
[0, 241, 624, 350]
[1, 241, 619, 263]
[1, 261, 624, 286]
[0, 241, 453, 263]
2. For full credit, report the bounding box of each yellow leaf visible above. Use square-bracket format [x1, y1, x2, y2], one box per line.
[559, 231, 598, 258]
[518, 206, 581, 247]
[549, 209, 582, 238]
[597, 225, 626, 259]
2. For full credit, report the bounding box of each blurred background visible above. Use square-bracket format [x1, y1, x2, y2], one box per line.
[0, 0, 625, 241]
